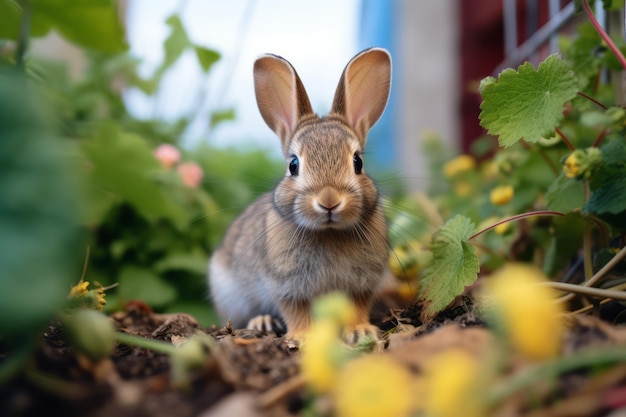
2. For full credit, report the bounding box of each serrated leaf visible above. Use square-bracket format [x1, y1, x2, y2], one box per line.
[479, 54, 579, 147]
[419, 215, 480, 321]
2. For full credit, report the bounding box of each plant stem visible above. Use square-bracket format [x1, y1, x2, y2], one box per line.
[15, 0, 31, 69]
[546, 281, 626, 300]
[115, 332, 178, 355]
[488, 347, 626, 406]
[557, 245, 626, 303]
[582, 182, 594, 282]
[468, 211, 564, 241]
[555, 127, 575, 151]
[592, 128, 609, 147]
[582, 0, 626, 71]
[576, 91, 608, 110]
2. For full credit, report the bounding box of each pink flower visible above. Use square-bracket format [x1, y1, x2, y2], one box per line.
[177, 162, 204, 188]
[154, 144, 181, 169]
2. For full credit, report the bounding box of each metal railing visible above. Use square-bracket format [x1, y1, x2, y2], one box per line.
[497, 0, 618, 72]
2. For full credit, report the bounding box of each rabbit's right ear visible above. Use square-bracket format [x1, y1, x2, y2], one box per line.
[254, 54, 314, 151]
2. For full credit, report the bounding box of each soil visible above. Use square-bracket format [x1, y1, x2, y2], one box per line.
[2, 291, 626, 417]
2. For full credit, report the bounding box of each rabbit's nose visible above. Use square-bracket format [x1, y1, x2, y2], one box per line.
[316, 201, 341, 212]
[315, 187, 344, 213]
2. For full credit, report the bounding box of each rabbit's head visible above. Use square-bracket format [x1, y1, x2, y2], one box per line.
[253, 48, 391, 231]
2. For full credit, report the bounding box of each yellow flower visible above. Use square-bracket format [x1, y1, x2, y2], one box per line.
[334, 355, 414, 417]
[443, 155, 476, 178]
[423, 349, 484, 417]
[490, 185, 514, 205]
[484, 263, 564, 360]
[68, 281, 90, 298]
[300, 319, 344, 393]
[563, 153, 580, 178]
[312, 291, 357, 327]
[94, 287, 107, 310]
[454, 181, 472, 197]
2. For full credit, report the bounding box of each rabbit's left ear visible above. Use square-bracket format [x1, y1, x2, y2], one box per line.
[330, 48, 391, 145]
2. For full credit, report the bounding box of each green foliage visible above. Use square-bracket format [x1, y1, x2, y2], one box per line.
[81, 124, 189, 227]
[0, 5, 283, 330]
[419, 215, 480, 321]
[479, 54, 579, 147]
[0, 0, 127, 53]
[409, 4, 626, 320]
[153, 14, 221, 88]
[0, 68, 82, 343]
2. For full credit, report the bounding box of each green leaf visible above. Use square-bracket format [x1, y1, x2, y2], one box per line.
[81, 124, 190, 228]
[543, 213, 586, 276]
[193, 45, 220, 73]
[600, 138, 626, 166]
[152, 14, 190, 82]
[33, 0, 127, 53]
[0, 0, 52, 40]
[154, 251, 209, 275]
[546, 173, 585, 213]
[560, 23, 602, 90]
[419, 215, 480, 321]
[479, 54, 579, 147]
[0, 68, 82, 342]
[117, 266, 177, 308]
[209, 107, 236, 129]
[585, 170, 626, 215]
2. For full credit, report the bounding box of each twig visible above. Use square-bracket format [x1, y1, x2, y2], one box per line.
[257, 375, 307, 409]
[592, 128, 609, 148]
[555, 127, 576, 151]
[546, 282, 626, 300]
[576, 91, 608, 110]
[469, 211, 564, 241]
[557, 245, 626, 303]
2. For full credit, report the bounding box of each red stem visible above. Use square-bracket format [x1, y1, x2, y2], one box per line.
[468, 211, 564, 241]
[576, 91, 608, 110]
[592, 128, 609, 147]
[582, 0, 626, 71]
[555, 127, 576, 151]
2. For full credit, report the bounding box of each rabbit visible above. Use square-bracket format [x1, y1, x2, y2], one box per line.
[209, 47, 392, 343]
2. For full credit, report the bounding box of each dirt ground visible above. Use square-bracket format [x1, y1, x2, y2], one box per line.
[2, 291, 626, 417]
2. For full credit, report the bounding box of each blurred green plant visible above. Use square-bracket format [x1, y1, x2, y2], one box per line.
[0, 0, 282, 330]
[386, 0, 626, 321]
[0, 67, 82, 360]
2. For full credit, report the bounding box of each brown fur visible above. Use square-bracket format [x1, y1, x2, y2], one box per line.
[209, 48, 392, 342]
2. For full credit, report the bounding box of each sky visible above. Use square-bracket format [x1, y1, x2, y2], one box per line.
[125, 0, 361, 153]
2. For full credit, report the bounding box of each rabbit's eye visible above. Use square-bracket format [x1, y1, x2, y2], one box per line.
[289, 155, 299, 176]
[353, 153, 363, 174]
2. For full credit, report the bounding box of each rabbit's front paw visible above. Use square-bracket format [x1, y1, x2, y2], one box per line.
[343, 323, 380, 346]
[246, 314, 286, 335]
